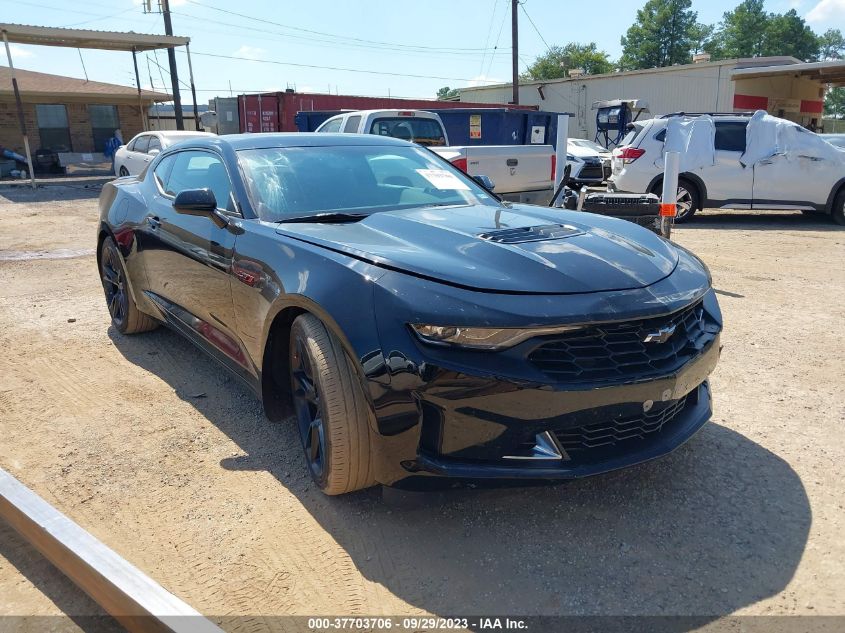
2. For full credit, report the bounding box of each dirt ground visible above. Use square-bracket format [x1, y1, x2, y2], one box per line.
[0, 185, 843, 631]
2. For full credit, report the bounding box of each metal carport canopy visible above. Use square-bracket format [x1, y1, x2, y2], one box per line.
[0, 23, 188, 51]
[1, 23, 194, 187]
[731, 60, 845, 86]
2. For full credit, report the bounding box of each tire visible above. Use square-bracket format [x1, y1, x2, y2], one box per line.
[118, 166, 129, 177]
[99, 237, 158, 334]
[651, 178, 700, 223]
[831, 190, 845, 226]
[289, 314, 376, 495]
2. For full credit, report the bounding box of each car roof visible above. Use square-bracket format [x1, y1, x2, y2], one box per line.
[204, 133, 414, 150]
[148, 131, 215, 137]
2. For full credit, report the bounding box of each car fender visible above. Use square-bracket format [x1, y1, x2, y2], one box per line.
[824, 176, 845, 212]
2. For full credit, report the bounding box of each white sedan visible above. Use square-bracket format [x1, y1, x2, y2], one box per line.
[114, 130, 215, 176]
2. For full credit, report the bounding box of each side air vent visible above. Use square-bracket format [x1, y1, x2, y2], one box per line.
[477, 224, 583, 244]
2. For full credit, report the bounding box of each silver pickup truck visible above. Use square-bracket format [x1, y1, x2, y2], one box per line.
[314, 109, 557, 204]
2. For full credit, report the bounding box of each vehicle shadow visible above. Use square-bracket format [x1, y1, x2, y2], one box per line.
[678, 209, 842, 231]
[0, 184, 103, 204]
[109, 327, 811, 626]
[0, 523, 122, 632]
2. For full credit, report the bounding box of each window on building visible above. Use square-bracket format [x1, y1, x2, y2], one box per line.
[89, 105, 120, 152]
[35, 104, 71, 152]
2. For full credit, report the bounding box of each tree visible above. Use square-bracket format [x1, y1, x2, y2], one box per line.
[521, 43, 613, 80]
[825, 87, 845, 119]
[762, 9, 819, 61]
[436, 86, 459, 101]
[619, 0, 699, 70]
[818, 29, 845, 60]
[712, 0, 769, 59]
[688, 22, 714, 55]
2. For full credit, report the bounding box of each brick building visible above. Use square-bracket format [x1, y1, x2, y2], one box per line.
[0, 66, 170, 155]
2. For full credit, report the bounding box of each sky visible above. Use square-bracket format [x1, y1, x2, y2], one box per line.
[3, 0, 844, 104]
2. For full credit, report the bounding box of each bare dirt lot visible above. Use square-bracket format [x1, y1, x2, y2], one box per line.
[1, 185, 843, 631]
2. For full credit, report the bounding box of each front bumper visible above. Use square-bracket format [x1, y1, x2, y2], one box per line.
[364, 267, 722, 487]
[410, 341, 717, 482]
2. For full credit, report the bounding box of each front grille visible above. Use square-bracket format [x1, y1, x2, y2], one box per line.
[577, 165, 604, 180]
[528, 301, 716, 384]
[554, 395, 689, 452]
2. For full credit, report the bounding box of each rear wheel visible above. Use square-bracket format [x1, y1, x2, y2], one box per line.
[651, 178, 700, 223]
[289, 314, 376, 495]
[118, 166, 129, 177]
[99, 237, 158, 334]
[832, 190, 845, 226]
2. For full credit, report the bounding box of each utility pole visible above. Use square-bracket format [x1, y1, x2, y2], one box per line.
[161, 0, 184, 129]
[511, 0, 519, 105]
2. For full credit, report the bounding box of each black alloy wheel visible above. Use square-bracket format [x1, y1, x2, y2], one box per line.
[99, 237, 158, 334]
[288, 314, 376, 495]
[101, 240, 128, 328]
[291, 333, 327, 482]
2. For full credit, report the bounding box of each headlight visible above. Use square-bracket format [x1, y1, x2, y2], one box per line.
[410, 324, 585, 351]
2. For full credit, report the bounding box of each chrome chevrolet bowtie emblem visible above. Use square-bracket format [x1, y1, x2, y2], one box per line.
[643, 325, 676, 344]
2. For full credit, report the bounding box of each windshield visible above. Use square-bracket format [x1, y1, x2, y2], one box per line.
[571, 139, 609, 153]
[368, 117, 446, 146]
[238, 145, 499, 221]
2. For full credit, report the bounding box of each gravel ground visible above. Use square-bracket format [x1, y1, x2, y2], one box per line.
[0, 185, 843, 631]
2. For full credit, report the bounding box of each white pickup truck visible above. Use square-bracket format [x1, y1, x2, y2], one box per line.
[314, 109, 557, 204]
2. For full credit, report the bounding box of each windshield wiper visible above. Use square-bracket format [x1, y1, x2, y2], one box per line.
[277, 212, 369, 224]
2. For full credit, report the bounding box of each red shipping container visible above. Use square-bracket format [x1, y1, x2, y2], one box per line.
[237, 92, 537, 133]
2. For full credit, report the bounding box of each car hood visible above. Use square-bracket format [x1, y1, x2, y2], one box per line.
[275, 204, 679, 294]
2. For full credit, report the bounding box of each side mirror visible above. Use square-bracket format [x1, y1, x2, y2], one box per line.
[473, 174, 496, 191]
[173, 188, 217, 215]
[173, 189, 228, 228]
[148, 148, 160, 157]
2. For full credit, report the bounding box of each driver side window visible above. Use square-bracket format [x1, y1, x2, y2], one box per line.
[157, 150, 235, 212]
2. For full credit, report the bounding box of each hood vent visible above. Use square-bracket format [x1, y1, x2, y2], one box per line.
[477, 224, 584, 244]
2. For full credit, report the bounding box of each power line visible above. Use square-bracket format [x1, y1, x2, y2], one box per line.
[184, 0, 504, 53]
[485, 1, 511, 78]
[61, 7, 138, 28]
[178, 49, 503, 84]
[170, 10, 508, 59]
[478, 0, 501, 76]
[519, 2, 553, 53]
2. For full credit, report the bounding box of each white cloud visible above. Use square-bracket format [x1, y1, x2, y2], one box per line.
[466, 74, 504, 88]
[806, 0, 845, 23]
[233, 45, 266, 61]
[7, 44, 35, 59]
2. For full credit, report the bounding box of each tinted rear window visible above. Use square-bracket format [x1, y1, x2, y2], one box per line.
[715, 121, 747, 152]
[368, 118, 446, 146]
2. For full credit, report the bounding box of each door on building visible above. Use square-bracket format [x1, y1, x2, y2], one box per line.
[89, 105, 120, 153]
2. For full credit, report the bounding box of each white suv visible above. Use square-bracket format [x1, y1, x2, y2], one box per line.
[608, 113, 845, 224]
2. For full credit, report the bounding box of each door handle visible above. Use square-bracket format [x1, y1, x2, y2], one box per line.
[146, 216, 161, 229]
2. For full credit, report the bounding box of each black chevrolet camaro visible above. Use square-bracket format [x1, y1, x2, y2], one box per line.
[97, 133, 722, 495]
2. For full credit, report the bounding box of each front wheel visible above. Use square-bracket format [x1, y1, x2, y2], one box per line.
[289, 314, 376, 495]
[118, 166, 129, 177]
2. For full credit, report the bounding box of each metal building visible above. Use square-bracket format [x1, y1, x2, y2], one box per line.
[459, 56, 845, 142]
